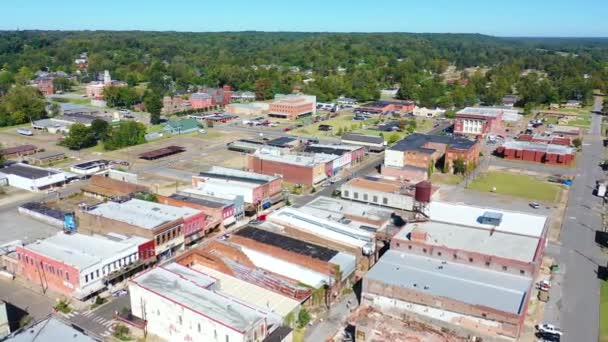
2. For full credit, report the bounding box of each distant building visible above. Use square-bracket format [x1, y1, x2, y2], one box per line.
[190, 92, 214, 110]
[85, 70, 126, 100]
[161, 95, 191, 115]
[163, 118, 199, 134]
[17, 232, 149, 299]
[24, 151, 66, 166]
[231, 91, 256, 102]
[412, 106, 445, 118]
[383, 133, 480, 181]
[341, 133, 386, 152]
[81, 174, 148, 200]
[34, 78, 54, 95]
[247, 149, 338, 186]
[355, 100, 415, 115]
[502, 94, 519, 107]
[337, 96, 357, 106]
[225, 103, 265, 116]
[200, 85, 234, 106]
[268, 94, 316, 119]
[380, 88, 399, 98]
[0, 145, 38, 159]
[454, 107, 518, 138]
[495, 140, 576, 166]
[563, 100, 581, 108]
[304, 144, 365, 175]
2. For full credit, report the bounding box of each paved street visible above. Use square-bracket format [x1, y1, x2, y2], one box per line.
[0, 279, 54, 321]
[305, 292, 356, 341]
[543, 97, 606, 341]
[67, 294, 131, 339]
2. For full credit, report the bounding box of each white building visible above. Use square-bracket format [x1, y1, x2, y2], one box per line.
[129, 263, 272, 342]
[412, 106, 445, 118]
[0, 163, 71, 192]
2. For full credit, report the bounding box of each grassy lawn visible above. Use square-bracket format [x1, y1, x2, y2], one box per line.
[293, 114, 367, 138]
[466, 171, 562, 202]
[601, 281, 608, 342]
[50, 97, 91, 105]
[82, 143, 106, 153]
[431, 173, 464, 185]
[568, 113, 592, 127]
[292, 328, 305, 342]
[147, 124, 165, 134]
[193, 130, 223, 140]
[0, 123, 30, 131]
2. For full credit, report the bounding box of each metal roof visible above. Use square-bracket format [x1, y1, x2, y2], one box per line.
[266, 137, 297, 147]
[24, 232, 146, 271]
[0, 164, 60, 179]
[131, 263, 266, 332]
[170, 193, 227, 208]
[0, 145, 37, 156]
[138, 145, 185, 160]
[27, 151, 65, 160]
[87, 199, 200, 230]
[200, 166, 277, 184]
[365, 250, 532, 315]
[20, 202, 69, 221]
[5, 316, 99, 342]
[501, 140, 575, 155]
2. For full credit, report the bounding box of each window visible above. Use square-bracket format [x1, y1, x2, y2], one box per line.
[520, 270, 525, 275]
[66, 273, 69, 281]
[343, 190, 349, 197]
[85, 274, 88, 283]
[485, 261, 490, 266]
[214, 330, 217, 340]
[396, 242, 400, 247]
[502, 266, 507, 271]
[382, 197, 388, 205]
[353, 192, 359, 199]
[422, 248, 427, 253]
[198, 323, 201, 333]
[178, 316, 182, 325]
[225, 335, 229, 342]
[373, 195, 378, 203]
[96, 270, 100, 278]
[453, 254, 457, 259]
[363, 194, 368, 201]
[468, 257, 473, 263]
[157, 309, 160, 316]
[437, 252, 442, 256]
[482, 313, 487, 318]
[408, 245, 412, 250]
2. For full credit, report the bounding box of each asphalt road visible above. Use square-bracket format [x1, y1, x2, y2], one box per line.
[545, 97, 606, 341]
[67, 293, 131, 339]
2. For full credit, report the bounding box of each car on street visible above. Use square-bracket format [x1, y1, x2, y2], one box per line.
[537, 332, 561, 341]
[112, 289, 128, 297]
[529, 202, 541, 209]
[538, 279, 551, 291]
[536, 324, 562, 336]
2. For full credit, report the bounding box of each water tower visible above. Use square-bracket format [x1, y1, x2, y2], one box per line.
[413, 181, 432, 218]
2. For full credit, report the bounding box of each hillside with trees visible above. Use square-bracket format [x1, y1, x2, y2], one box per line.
[0, 31, 607, 123]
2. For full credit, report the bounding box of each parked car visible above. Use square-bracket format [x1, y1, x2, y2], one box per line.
[538, 332, 561, 341]
[536, 324, 562, 336]
[112, 289, 128, 297]
[538, 279, 551, 291]
[529, 202, 541, 209]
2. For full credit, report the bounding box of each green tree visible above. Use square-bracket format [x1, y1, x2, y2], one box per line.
[297, 309, 311, 328]
[90, 119, 110, 140]
[52, 78, 73, 93]
[0, 143, 4, 168]
[388, 133, 401, 144]
[0, 86, 46, 126]
[0, 71, 13, 96]
[103, 86, 139, 108]
[61, 124, 97, 150]
[14, 66, 33, 86]
[255, 79, 272, 100]
[48, 102, 61, 117]
[572, 138, 582, 149]
[103, 121, 146, 151]
[143, 91, 163, 124]
[452, 158, 467, 175]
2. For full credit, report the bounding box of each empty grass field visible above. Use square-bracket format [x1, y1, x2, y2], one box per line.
[467, 171, 562, 202]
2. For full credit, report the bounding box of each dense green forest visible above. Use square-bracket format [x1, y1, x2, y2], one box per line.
[0, 31, 607, 125]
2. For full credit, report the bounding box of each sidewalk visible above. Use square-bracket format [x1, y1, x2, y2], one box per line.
[305, 292, 356, 342]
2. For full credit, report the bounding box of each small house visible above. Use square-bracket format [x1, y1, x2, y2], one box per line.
[163, 118, 199, 135]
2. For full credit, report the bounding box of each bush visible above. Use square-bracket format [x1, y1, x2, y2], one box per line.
[572, 138, 582, 148]
[54, 299, 71, 314]
[297, 308, 311, 328]
[113, 324, 131, 341]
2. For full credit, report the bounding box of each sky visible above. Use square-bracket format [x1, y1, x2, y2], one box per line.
[2, 0, 607, 37]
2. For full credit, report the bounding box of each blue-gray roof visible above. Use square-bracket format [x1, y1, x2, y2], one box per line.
[365, 250, 532, 315]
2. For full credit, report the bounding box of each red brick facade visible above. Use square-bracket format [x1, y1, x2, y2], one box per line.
[16, 246, 80, 296]
[495, 145, 575, 166]
[248, 155, 322, 186]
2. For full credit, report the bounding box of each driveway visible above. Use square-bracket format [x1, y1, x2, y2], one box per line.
[543, 97, 606, 341]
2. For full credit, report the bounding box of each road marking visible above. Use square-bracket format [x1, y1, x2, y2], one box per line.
[93, 317, 105, 323]
[82, 311, 94, 317]
[568, 216, 577, 220]
[103, 320, 114, 327]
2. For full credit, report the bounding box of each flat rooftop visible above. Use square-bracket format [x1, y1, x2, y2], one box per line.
[72, 160, 110, 170]
[341, 132, 384, 144]
[24, 232, 147, 271]
[253, 150, 337, 167]
[27, 151, 65, 160]
[178, 189, 234, 206]
[304, 144, 361, 156]
[191, 264, 300, 317]
[200, 166, 277, 184]
[87, 198, 200, 230]
[394, 220, 541, 263]
[0, 144, 37, 156]
[131, 263, 265, 332]
[269, 207, 373, 248]
[390, 133, 477, 152]
[267, 137, 297, 147]
[501, 140, 575, 155]
[341, 176, 417, 196]
[457, 106, 517, 118]
[428, 201, 547, 238]
[138, 145, 185, 160]
[302, 196, 393, 223]
[0, 163, 60, 179]
[366, 250, 532, 315]
[170, 193, 227, 208]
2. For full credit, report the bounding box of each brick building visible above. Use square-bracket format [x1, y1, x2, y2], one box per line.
[34, 79, 54, 95]
[200, 85, 233, 106]
[77, 199, 207, 259]
[516, 133, 572, 146]
[304, 144, 365, 175]
[383, 133, 480, 181]
[268, 94, 316, 119]
[161, 95, 192, 114]
[0, 145, 38, 159]
[354, 100, 415, 115]
[81, 174, 149, 200]
[191, 167, 283, 207]
[190, 92, 214, 110]
[454, 107, 512, 138]
[247, 149, 337, 186]
[16, 233, 149, 299]
[495, 141, 576, 166]
[156, 193, 230, 231]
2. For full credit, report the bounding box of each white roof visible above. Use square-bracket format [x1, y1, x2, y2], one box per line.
[205, 166, 278, 182]
[269, 207, 374, 249]
[192, 264, 300, 316]
[238, 246, 331, 288]
[24, 233, 146, 271]
[131, 263, 266, 332]
[87, 198, 200, 230]
[428, 201, 547, 238]
[457, 106, 519, 118]
[253, 150, 337, 167]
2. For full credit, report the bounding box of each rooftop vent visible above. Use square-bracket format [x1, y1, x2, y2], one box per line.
[478, 211, 503, 226]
